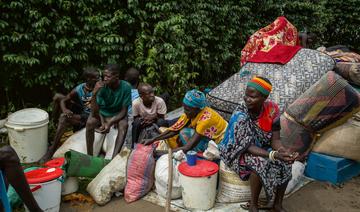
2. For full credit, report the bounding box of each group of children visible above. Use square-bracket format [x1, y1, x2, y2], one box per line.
[42, 64, 172, 161]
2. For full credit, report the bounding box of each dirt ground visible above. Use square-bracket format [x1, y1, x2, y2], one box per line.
[283, 176, 360, 212]
[60, 197, 164, 212]
[60, 176, 360, 212]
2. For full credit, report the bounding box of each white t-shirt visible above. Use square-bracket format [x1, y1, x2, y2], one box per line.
[132, 96, 167, 118]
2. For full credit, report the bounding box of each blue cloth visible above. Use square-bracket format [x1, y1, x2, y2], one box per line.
[179, 128, 209, 152]
[131, 89, 140, 101]
[219, 110, 269, 150]
[75, 83, 92, 114]
[128, 88, 140, 115]
[219, 110, 245, 149]
[183, 89, 207, 109]
[203, 88, 212, 94]
[0, 171, 11, 212]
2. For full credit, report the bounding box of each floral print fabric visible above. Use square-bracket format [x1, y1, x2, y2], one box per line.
[240, 16, 299, 66]
[168, 106, 228, 144]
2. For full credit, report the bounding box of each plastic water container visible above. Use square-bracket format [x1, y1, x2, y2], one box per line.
[178, 160, 219, 210]
[5, 108, 49, 163]
[25, 167, 63, 212]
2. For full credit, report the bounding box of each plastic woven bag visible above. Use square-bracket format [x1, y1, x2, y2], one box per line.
[124, 144, 155, 203]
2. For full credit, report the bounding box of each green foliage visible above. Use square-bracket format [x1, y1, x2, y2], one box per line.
[324, 0, 360, 50]
[0, 0, 359, 114]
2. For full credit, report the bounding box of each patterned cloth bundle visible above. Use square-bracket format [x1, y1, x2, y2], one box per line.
[280, 71, 360, 154]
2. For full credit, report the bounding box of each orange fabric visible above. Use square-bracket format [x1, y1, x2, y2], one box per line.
[240, 16, 299, 66]
[257, 101, 280, 132]
[251, 77, 272, 91]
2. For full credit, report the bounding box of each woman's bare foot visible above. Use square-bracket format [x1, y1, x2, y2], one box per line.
[273, 205, 287, 212]
[261, 201, 274, 209]
[249, 205, 259, 212]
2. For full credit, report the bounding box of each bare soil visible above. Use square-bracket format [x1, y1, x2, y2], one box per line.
[60, 176, 360, 212]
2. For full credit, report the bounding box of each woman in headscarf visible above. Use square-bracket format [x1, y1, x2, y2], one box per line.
[219, 76, 297, 212]
[143, 89, 228, 153]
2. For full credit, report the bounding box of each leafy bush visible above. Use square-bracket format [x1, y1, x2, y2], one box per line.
[0, 0, 359, 114]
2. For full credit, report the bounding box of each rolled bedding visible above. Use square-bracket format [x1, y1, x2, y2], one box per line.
[280, 71, 360, 154]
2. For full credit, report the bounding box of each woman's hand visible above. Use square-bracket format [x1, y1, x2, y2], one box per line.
[276, 147, 299, 161]
[289, 151, 300, 160]
[142, 138, 155, 145]
[274, 151, 295, 162]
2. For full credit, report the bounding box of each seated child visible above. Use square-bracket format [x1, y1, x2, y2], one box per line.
[131, 83, 168, 148]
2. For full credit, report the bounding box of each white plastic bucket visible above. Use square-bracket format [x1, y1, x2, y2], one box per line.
[179, 172, 218, 210]
[27, 179, 62, 212]
[178, 160, 219, 210]
[5, 108, 49, 163]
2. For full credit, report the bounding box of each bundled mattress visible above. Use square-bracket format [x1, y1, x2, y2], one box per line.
[207, 48, 335, 120]
[280, 71, 360, 154]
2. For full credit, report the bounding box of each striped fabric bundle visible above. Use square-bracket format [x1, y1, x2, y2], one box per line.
[280, 71, 360, 154]
[287, 71, 360, 130]
[280, 116, 313, 154]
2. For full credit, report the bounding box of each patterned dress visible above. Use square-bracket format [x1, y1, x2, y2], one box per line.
[220, 102, 291, 201]
[168, 106, 228, 152]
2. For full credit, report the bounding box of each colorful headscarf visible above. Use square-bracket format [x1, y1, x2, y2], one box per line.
[183, 89, 207, 109]
[247, 76, 272, 96]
